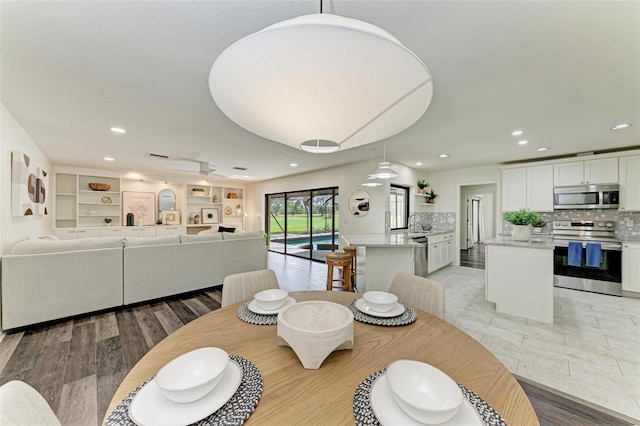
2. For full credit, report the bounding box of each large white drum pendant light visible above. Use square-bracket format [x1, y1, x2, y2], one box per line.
[209, 13, 433, 153]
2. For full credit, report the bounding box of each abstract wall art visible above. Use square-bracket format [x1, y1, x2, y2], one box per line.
[11, 151, 48, 216]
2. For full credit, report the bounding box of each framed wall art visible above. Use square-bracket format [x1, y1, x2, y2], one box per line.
[348, 190, 370, 217]
[202, 208, 220, 224]
[11, 151, 49, 216]
[164, 211, 181, 225]
[122, 191, 156, 226]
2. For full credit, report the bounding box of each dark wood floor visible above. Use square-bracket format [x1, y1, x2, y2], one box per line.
[460, 242, 485, 269]
[0, 252, 633, 426]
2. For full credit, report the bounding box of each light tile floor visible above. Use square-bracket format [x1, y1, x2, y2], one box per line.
[430, 266, 640, 422]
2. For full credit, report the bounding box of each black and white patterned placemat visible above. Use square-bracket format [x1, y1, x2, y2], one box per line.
[237, 301, 279, 325]
[346, 300, 417, 326]
[105, 354, 262, 426]
[353, 369, 507, 426]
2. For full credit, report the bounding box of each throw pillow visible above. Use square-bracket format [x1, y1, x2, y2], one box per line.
[218, 226, 236, 233]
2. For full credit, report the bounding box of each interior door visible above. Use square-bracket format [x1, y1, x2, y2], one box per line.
[466, 195, 474, 249]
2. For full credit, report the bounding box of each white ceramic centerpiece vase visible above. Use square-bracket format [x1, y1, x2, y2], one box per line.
[512, 225, 531, 242]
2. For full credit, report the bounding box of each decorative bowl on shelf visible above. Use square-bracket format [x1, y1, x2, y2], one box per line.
[88, 183, 110, 191]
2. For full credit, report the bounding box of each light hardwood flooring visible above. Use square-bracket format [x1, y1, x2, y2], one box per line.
[0, 252, 635, 425]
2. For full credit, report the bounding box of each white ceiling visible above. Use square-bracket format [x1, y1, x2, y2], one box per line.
[2, 0, 639, 183]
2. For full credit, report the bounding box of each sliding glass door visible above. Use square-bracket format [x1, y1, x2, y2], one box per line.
[265, 187, 339, 261]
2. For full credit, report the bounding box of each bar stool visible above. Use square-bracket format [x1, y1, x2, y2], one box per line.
[325, 251, 353, 292]
[342, 245, 358, 291]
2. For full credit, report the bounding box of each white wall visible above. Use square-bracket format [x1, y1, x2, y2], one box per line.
[244, 159, 419, 240]
[1, 105, 53, 255]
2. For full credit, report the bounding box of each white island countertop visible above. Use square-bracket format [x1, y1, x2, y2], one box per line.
[342, 234, 423, 248]
[485, 235, 554, 250]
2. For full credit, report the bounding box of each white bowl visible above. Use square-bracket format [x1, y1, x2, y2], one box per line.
[362, 291, 398, 313]
[156, 347, 229, 403]
[386, 360, 464, 424]
[254, 288, 288, 310]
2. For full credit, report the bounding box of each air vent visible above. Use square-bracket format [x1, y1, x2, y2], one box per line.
[233, 166, 248, 171]
[148, 153, 169, 159]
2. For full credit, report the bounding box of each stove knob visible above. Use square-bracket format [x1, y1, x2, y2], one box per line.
[598, 222, 605, 228]
[606, 222, 614, 228]
[554, 221, 562, 227]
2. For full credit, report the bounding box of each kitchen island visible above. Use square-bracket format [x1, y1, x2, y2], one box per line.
[485, 235, 554, 324]
[342, 234, 421, 292]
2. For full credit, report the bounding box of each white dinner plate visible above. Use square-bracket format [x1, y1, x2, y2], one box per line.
[354, 298, 405, 318]
[129, 359, 242, 426]
[370, 374, 482, 426]
[248, 296, 296, 315]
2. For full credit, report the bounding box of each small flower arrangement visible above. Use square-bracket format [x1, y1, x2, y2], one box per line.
[104, 217, 112, 224]
[503, 209, 540, 226]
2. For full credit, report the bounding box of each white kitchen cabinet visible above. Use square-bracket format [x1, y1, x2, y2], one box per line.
[428, 232, 454, 274]
[553, 158, 618, 186]
[526, 165, 553, 211]
[76, 229, 100, 239]
[155, 226, 187, 236]
[619, 155, 640, 211]
[99, 228, 122, 238]
[622, 242, 640, 294]
[121, 227, 156, 238]
[54, 229, 78, 240]
[502, 165, 553, 212]
[502, 168, 527, 211]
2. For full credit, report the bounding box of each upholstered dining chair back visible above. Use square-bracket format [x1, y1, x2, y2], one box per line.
[221, 269, 280, 307]
[0, 380, 61, 425]
[388, 272, 445, 320]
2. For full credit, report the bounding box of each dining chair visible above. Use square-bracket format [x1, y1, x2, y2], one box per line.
[0, 380, 61, 425]
[388, 272, 445, 319]
[221, 269, 281, 307]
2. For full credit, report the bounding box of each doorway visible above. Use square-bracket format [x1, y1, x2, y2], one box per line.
[459, 183, 497, 269]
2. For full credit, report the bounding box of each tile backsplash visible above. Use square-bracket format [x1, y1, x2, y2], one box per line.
[501, 209, 640, 239]
[413, 212, 456, 233]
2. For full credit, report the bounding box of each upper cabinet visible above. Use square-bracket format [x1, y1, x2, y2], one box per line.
[553, 158, 618, 186]
[619, 155, 640, 211]
[502, 165, 553, 212]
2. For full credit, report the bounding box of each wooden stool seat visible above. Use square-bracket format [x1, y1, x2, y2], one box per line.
[325, 252, 353, 292]
[342, 246, 358, 291]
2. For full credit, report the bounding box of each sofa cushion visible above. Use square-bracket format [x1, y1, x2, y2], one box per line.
[180, 233, 223, 243]
[11, 237, 123, 255]
[197, 227, 218, 235]
[221, 230, 264, 240]
[124, 236, 181, 247]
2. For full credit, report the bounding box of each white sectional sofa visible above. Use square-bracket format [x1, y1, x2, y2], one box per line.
[1, 231, 267, 330]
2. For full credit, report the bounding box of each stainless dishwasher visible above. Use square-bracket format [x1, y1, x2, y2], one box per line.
[412, 235, 428, 277]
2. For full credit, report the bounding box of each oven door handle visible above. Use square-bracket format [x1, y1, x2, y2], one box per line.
[553, 241, 622, 251]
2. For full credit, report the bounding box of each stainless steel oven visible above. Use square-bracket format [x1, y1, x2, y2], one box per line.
[553, 220, 622, 296]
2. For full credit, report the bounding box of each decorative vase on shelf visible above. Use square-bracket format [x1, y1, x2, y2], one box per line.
[512, 225, 531, 242]
[418, 188, 426, 194]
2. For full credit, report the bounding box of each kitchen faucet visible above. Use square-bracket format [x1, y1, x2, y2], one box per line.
[408, 213, 421, 232]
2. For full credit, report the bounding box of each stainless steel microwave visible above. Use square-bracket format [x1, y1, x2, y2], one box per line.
[553, 184, 619, 209]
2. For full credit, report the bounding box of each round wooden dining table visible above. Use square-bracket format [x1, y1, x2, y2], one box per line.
[105, 291, 539, 425]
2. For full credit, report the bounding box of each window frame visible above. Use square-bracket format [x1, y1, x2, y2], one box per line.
[390, 183, 410, 231]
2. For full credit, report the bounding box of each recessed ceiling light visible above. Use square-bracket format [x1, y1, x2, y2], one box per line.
[104, 157, 115, 161]
[536, 147, 550, 152]
[611, 123, 632, 130]
[290, 163, 298, 167]
[439, 154, 449, 158]
[518, 140, 528, 145]
[110, 127, 126, 134]
[512, 130, 523, 136]
[416, 162, 422, 166]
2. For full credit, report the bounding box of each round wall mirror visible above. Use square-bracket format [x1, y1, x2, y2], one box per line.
[158, 189, 176, 211]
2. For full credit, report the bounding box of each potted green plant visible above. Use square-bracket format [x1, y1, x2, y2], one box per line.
[417, 179, 429, 194]
[530, 217, 547, 233]
[503, 209, 541, 241]
[104, 217, 112, 226]
[426, 188, 438, 203]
